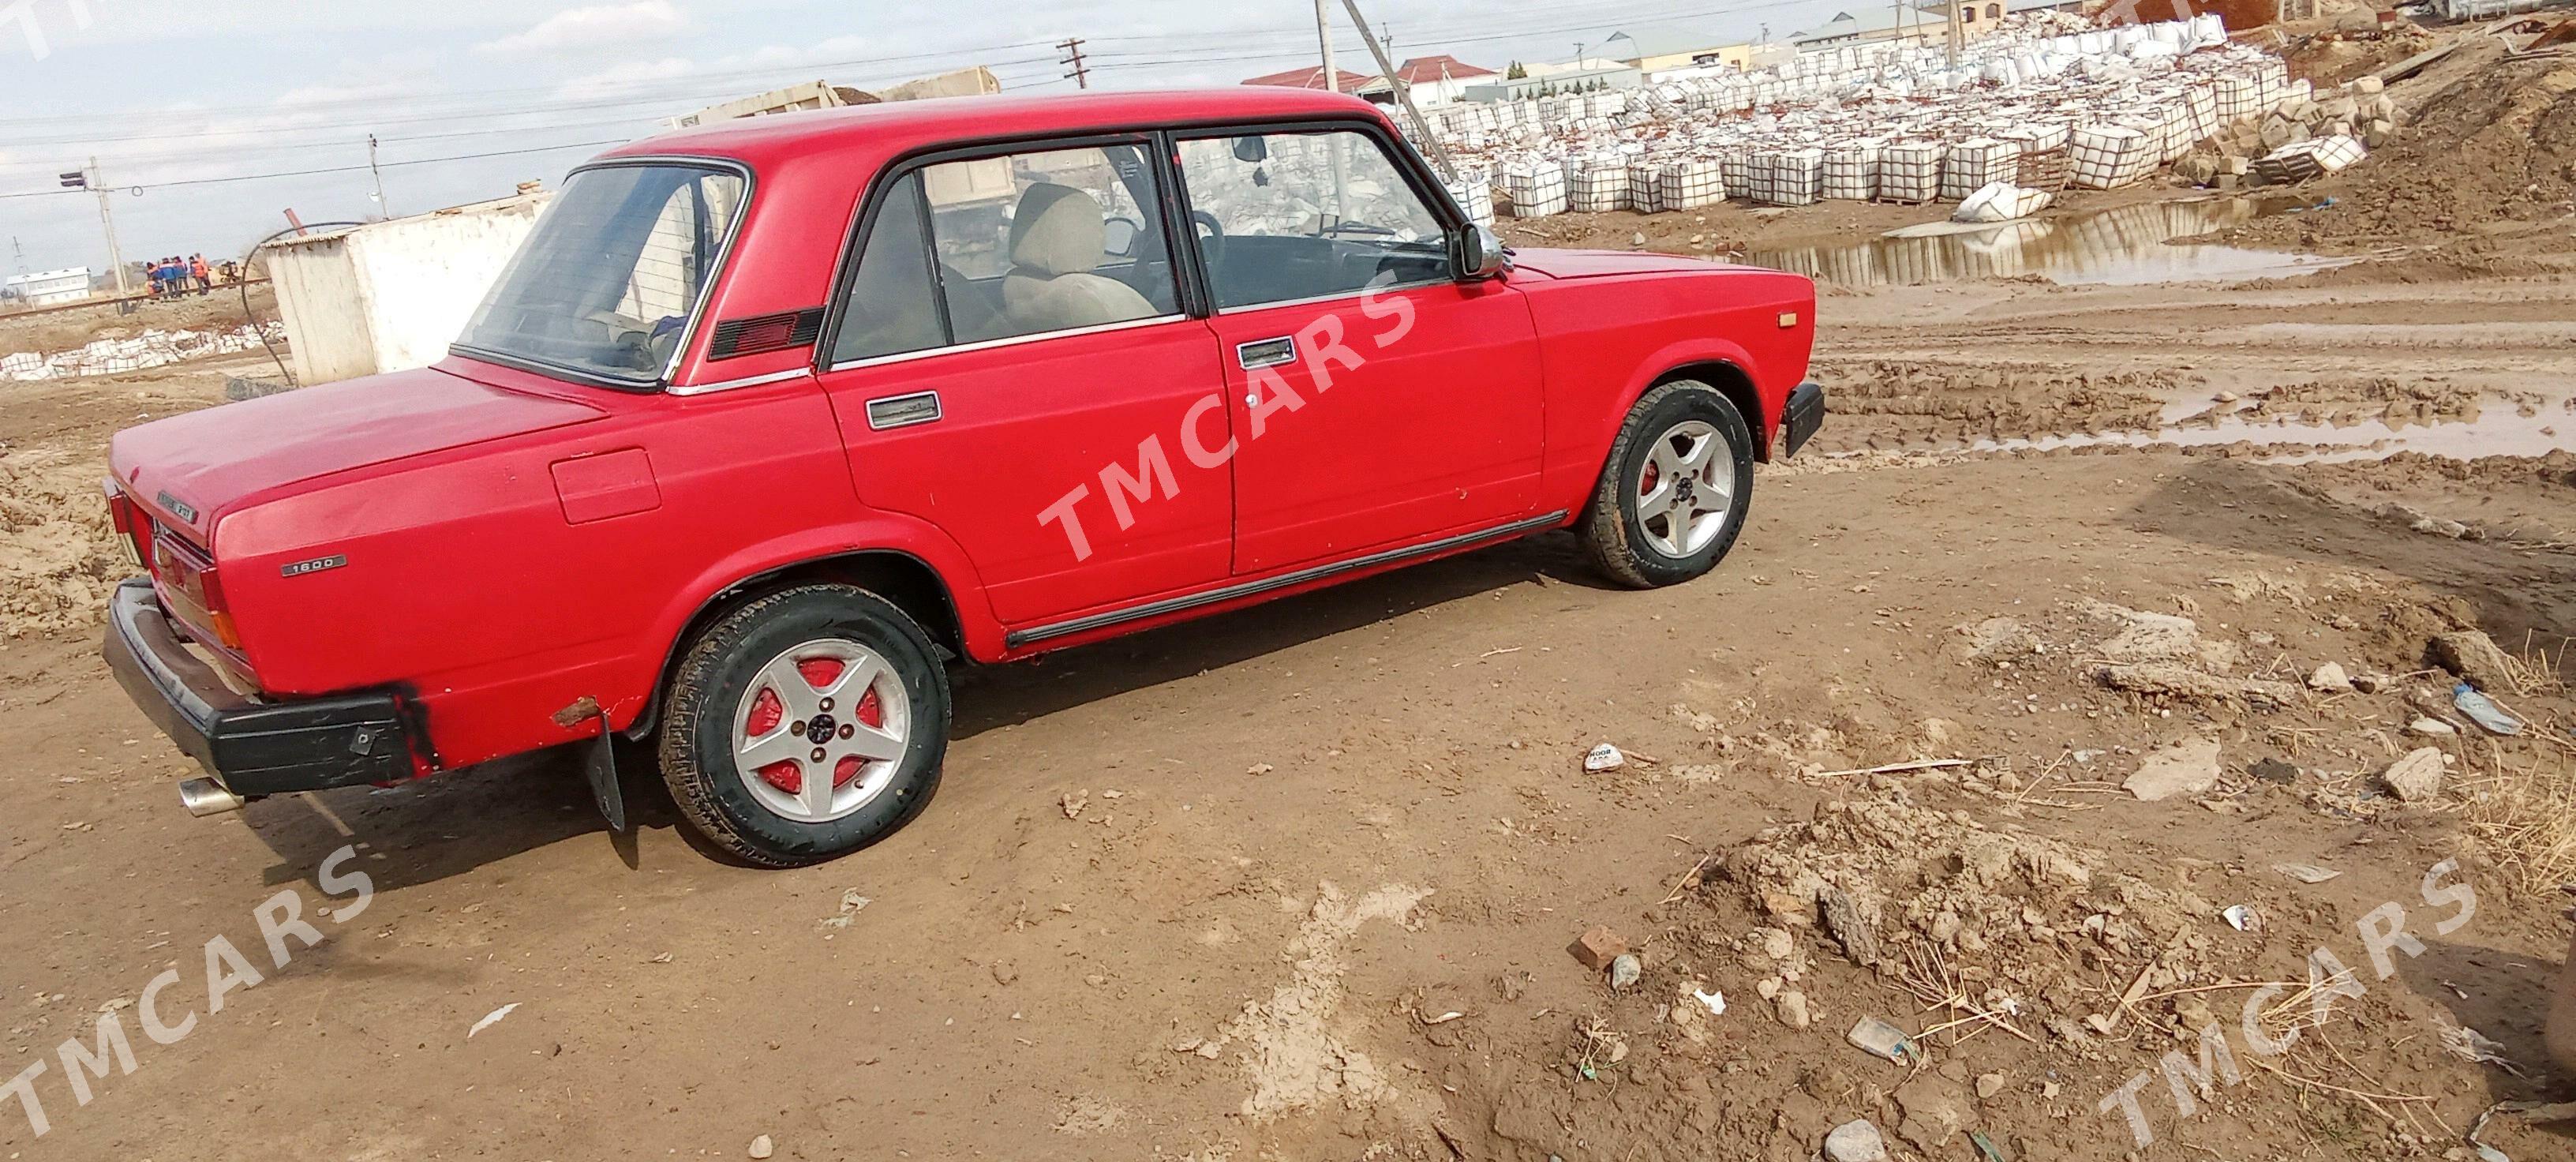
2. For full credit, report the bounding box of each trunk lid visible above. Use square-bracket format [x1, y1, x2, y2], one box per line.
[110, 365, 608, 542]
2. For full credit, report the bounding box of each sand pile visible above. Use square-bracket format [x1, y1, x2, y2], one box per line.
[2234, 53, 2576, 253]
[0, 449, 119, 637]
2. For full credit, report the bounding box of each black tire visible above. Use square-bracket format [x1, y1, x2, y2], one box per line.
[1578, 380, 1757, 589]
[657, 584, 949, 868]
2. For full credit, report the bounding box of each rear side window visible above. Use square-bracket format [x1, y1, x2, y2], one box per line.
[830, 173, 945, 365]
[827, 141, 1178, 366]
[459, 163, 744, 382]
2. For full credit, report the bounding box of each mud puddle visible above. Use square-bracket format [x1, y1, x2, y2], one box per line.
[1968, 407, 2566, 462]
[1743, 196, 2357, 287]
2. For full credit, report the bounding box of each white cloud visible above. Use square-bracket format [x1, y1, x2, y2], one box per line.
[477, 0, 689, 55]
[549, 55, 695, 100]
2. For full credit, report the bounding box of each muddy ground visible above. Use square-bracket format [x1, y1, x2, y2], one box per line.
[6, 32, 2576, 1162]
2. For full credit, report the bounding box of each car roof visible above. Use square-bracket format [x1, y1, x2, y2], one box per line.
[604, 88, 1396, 170]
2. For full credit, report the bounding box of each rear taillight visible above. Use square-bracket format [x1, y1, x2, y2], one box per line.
[199, 569, 242, 652]
[103, 480, 149, 568]
[149, 527, 243, 652]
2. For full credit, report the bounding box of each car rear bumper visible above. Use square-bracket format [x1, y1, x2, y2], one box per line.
[1781, 380, 1825, 459]
[103, 579, 418, 803]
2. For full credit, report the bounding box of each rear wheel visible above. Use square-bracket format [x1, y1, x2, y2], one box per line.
[658, 585, 949, 867]
[1580, 380, 1756, 589]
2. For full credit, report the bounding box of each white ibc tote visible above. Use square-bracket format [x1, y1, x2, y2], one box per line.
[1822, 143, 1882, 201]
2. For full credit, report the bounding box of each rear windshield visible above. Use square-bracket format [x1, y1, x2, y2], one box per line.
[457, 163, 746, 384]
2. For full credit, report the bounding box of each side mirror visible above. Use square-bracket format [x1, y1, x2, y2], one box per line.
[1458, 224, 1512, 281]
[1233, 137, 1270, 164]
[1102, 216, 1141, 261]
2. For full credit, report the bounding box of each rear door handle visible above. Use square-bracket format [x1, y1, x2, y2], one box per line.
[1236, 336, 1297, 371]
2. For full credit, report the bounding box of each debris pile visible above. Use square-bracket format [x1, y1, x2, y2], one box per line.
[2212, 53, 2576, 256]
[1717, 789, 2220, 1044]
[0, 323, 282, 381]
[2174, 72, 2389, 189]
[1424, 14, 2364, 218]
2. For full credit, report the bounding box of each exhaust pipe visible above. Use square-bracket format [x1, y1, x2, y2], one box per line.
[178, 778, 248, 818]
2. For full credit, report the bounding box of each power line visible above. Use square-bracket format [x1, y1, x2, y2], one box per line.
[0, 54, 1066, 148]
[0, 39, 1076, 129]
[0, 140, 630, 201]
[0, 0, 1828, 210]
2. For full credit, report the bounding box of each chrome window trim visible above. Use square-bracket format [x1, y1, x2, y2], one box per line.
[666, 368, 811, 397]
[1005, 509, 1570, 650]
[1211, 276, 1451, 318]
[822, 313, 1190, 374]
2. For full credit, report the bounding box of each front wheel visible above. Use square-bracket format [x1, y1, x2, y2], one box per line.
[1579, 380, 1757, 589]
[658, 584, 949, 868]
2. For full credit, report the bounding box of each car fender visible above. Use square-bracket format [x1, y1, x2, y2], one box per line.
[1602, 335, 1772, 451]
[619, 514, 1003, 731]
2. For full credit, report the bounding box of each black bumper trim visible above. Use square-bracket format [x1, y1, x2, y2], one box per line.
[1783, 380, 1825, 459]
[103, 580, 417, 798]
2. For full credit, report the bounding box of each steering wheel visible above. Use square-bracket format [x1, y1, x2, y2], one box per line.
[1191, 210, 1227, 268]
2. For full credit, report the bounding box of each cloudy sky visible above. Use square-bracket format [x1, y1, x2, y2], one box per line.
[0, 0, 1846, 276]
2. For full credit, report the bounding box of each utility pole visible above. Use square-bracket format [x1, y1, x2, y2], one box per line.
[65, 158, 129, 296]
[1945, 0, 1962, 68]
[367, 133, 393, 219]
[1057, 38, 1090, 89]
[1339, 0, 1460, 182]
[1314, 0, 1340, 92]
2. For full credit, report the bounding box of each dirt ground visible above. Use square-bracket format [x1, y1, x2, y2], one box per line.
[0, 283, 276, 359]
[6, 30, 2576, 1162]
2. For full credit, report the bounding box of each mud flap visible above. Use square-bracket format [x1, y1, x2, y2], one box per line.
[586, 718, 628, 834]
[557, 695, 627, 834]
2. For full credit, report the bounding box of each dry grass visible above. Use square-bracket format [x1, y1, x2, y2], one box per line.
[2464, 639, 2576, 894]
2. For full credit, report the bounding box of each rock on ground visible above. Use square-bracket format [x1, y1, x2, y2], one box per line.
[2096, 663, 2302, 710]
[2125, 737, 2224, 802]
[2382, 748, 2447, 803]
[1824, 1119, 1889, 1162]
[2430, 630, 2517, 692]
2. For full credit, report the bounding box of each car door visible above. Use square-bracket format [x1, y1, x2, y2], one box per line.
[1174, 125, 1545, 576]
[814, 138, 1235, 626]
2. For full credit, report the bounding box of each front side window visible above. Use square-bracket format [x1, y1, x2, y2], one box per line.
[459, 163, 743, 383]
[1175, 129, 1451, 311]
[830, 141, 1178, 365]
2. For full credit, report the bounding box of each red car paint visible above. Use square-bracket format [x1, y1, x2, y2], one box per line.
[105, 88, 1816, 777]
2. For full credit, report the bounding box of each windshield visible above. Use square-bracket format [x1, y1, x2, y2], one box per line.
[457, 163, 746, 384]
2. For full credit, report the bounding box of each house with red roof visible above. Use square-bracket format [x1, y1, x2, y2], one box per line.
[1239, 64, 1380, 92]
[1241, 54, 1498, 108]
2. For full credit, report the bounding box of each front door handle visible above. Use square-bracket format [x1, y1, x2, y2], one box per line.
[1236, 336, 1297, 371]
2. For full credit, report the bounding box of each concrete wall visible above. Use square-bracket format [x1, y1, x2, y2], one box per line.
[264, 231, 376, 386]
[266, 192, 551, 386]
[353, 194, 549, 373]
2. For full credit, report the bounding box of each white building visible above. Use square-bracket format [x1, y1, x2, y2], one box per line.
[5, 268, 92, 306]
[264, 189, 552, 386]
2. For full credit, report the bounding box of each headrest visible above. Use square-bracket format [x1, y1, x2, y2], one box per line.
[1006, 183, 1107, 279]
